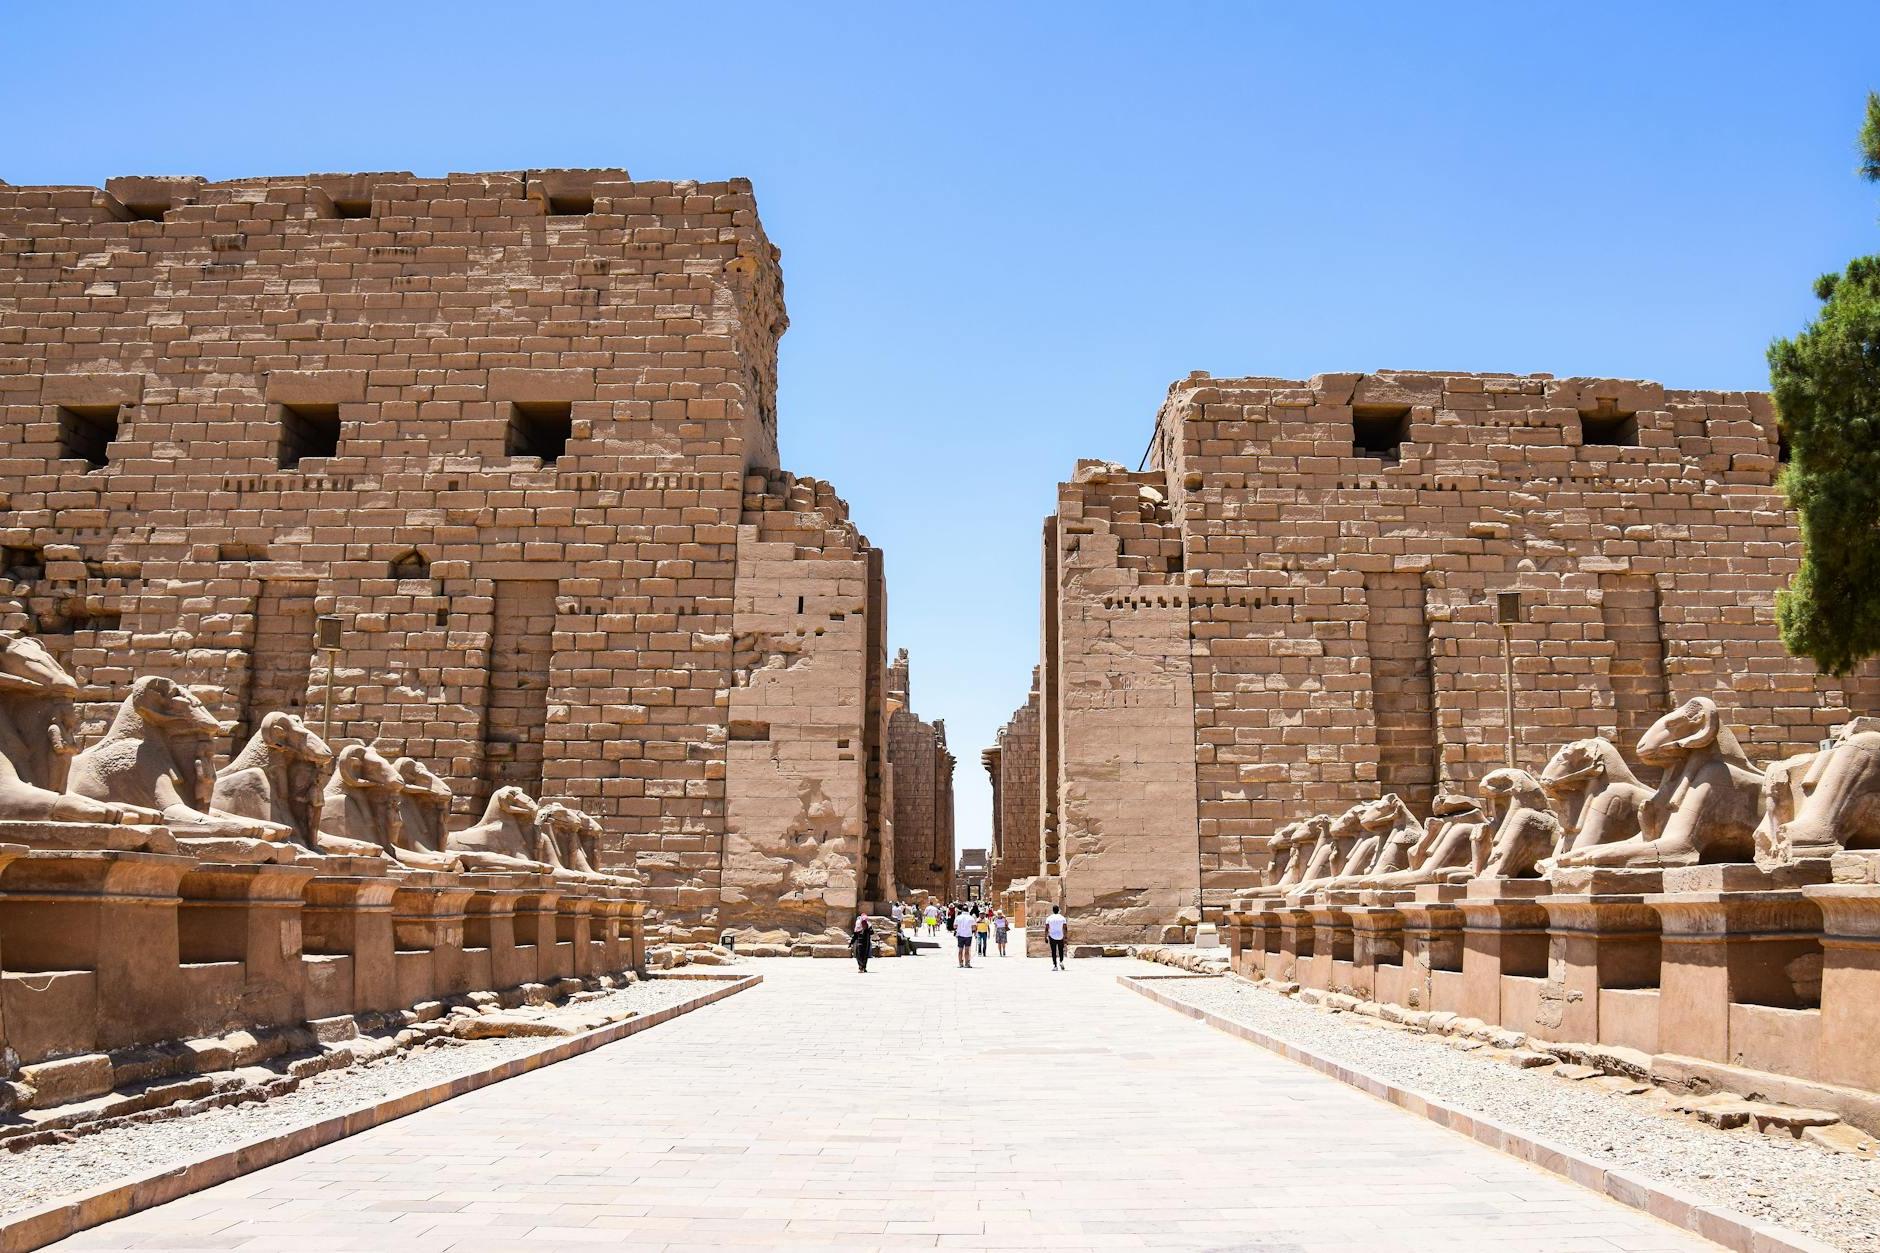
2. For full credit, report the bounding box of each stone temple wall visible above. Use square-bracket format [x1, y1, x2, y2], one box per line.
[0, 168, 892, 938]
[887, 649, 954, 899]
[1022, 369, 1880, 943]
[986, 675, 1041, 896]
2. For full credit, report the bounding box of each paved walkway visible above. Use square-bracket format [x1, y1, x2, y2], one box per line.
[54, 940, 1708, 1252]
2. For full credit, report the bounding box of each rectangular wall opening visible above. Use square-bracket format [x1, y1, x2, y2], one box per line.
[331, 198, 373, 219]
[1, 546, 44, 582]
[1352, 404, 1411, 464]
[239, 581, 316, 744]
[1364, 572, 1439, 815]
[1580, 400, 1640, 447]
[546, 192, 595, 216]
[276, 403, 341, 468]
[481, 579, 557, 802]
[57, 404, 120, 470]
[1600, 573, 1669, 772]
[506, 402, 572, 463]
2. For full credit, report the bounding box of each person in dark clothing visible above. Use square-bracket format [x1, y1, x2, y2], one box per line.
[851, 913, 873, 972]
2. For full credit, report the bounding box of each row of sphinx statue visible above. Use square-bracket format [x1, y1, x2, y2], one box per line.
[1260, 694, 1880, 894]
[0, 631, 630, 883]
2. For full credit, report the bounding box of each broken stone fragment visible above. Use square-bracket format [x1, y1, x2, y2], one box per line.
[449, 1013, 577, 1040]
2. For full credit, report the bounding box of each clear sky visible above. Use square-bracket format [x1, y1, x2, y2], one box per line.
[5, 3, 1878, 852]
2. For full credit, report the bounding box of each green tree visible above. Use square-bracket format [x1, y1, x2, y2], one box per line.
[1769, 91, 1880, 676]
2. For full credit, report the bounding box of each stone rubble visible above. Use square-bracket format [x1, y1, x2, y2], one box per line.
[2, 972, 647, 1148]
[0, 976, 716, 1221]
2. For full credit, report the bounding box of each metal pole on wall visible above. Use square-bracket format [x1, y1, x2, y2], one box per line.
[1496, 591, 1522, 769]
[316, 614, 342, 745]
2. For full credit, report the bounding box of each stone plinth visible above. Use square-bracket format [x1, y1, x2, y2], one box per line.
[460, 872, 534, 991]
[1459, 878, 1550, 1026]
[1397, 883, 1468, 1014]
[0, 819, 174, 854]
[1306, 892, 1359, 994]
[1530, 868, 1664, 1049]
[515, 882, 566, 984]
[177, 861, 320, 1032]
[0, 849, 196, 1056]
[620, 897, 648, 974]
[1224, 898, 1269, 979]
[1350, 890, 1411, 1005]
[300, 858, 400, 1018]
[391, 871, 476, 1004]
[1646, 862, 1830, 1076]
[554, 883, 598, 978]
[1803, 884, 1880, 1095]
[0, 844, 25, 1066]
[1270, 901, 1316, 984]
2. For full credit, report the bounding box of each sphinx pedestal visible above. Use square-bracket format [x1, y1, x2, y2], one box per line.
[554, 883, 597, 979]
[0, 844, 24, 1072]
[1804, 882, 1880, 1096]
[1398, 883, 1467, 1015]
[1459, 878, 1550, 1026]
[1271, 900, 1316, 984]
[1304, 893, 1359, 993]
[514, 881, 565, 985]
[1647, 862, 1830, 1080]
[588, 890, 625, 974]
[1351, 890, 1410, 1005]
[1533, 868, 1663, 1049]
[620, 897, 647, 974]
[177, 861, 320, 1033]
[300, 857, 400, 1019]
[1224, 898, 1263, 980]
[1228, 897, 1282, 981]
[460, 872, 533, 990]
[391, 871, 475, 1005]
[0, 849, 197, 1059]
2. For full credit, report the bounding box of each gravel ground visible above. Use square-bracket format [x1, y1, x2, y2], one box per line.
[1138, 972, 1880, 1252]
[1, 977, 730, 1220]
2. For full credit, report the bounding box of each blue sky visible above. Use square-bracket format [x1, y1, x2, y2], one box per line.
[5, 3, 1878, 851]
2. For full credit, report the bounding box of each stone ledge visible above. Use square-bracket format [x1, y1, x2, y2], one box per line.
[1120, 974, 1838, 1253]
[0, 973, 760, 1253]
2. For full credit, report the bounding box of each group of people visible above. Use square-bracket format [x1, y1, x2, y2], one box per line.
[846, 899, 1070, 972]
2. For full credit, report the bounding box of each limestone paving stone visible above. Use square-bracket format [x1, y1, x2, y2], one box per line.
[48, 946, 1711, 1251]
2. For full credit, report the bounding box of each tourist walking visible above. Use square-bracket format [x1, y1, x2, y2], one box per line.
[954, 905, 975, 968]
[994, 910, 1010, 956]
[851, 912, 873, 973]
[924, 902, 939, 936]
[974, 907, 990, 956]
[1044, 904, 1068, 970]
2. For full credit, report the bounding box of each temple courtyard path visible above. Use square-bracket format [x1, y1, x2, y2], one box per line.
[52, 943, 1708, 1252]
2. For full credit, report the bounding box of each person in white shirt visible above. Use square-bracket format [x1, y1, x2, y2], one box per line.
[1044, 905, 1068, 970]
[954, 906, 976, 968]
[924, 903, 939, 936]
